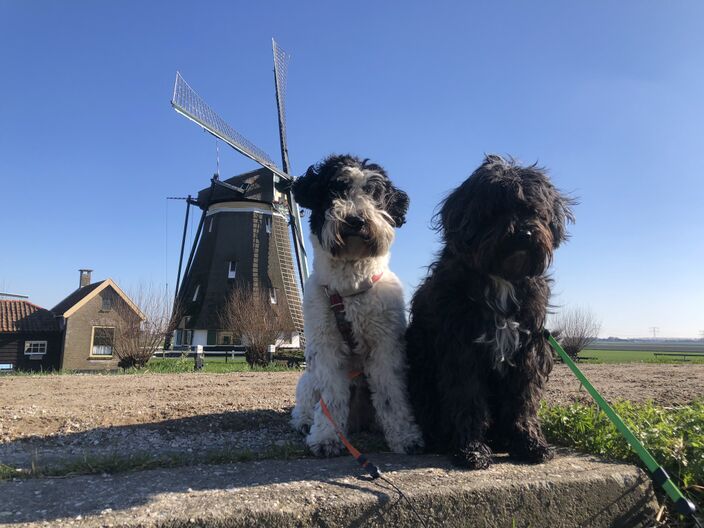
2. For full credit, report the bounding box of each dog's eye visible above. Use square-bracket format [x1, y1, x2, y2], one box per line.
[364, 183, 383, 200]
[329, 180, 348, 197]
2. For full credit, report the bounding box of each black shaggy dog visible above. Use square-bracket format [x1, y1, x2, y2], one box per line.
[406, 154, 575, 469]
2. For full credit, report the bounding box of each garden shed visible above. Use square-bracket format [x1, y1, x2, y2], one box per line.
[0, 300, 62, 372]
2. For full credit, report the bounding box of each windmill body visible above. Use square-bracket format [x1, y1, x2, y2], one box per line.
[171, 39, 307, 351]
[174, 169, 304, 348]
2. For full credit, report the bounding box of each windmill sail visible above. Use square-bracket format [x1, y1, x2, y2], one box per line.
[272, 39, 290, 173]
[272, 39, 309, 285]
[171, 72, 286, 179]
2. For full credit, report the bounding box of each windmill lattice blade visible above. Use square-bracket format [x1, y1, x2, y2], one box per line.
[272, 39, 290, 171]
[172, 72, 279, 172]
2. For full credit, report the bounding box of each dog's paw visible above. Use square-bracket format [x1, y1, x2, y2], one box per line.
[295, 423, 311, 436]
[509, 435, 554, 464]
[388, 433, 425, 455]
[401, 438, 425, 455]
[290, 417, 311, 436]
[307, 437, 344, 457]
[398, 429, 425, 455]
[452, 442, 493, 470]
[385, 422, 425, 454]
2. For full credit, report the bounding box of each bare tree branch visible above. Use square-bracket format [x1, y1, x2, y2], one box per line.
[218, 287, 294, 367]
[552, 306, 602, 360]
[112, 285, 177, 369]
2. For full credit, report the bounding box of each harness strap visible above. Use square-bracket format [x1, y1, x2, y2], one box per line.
[317, 273, 385, 480]
[325, 272, 384, 351]
[329, 292, 358, 349]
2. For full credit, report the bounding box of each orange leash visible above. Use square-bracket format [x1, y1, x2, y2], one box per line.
[319, 397, 381, 479]
[318, 396, 429, 527]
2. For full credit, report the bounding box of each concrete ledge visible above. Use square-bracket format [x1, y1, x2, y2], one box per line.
[0, 451, 658, 527]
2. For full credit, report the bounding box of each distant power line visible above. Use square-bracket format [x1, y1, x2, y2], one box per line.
[648, 326, 660, 338]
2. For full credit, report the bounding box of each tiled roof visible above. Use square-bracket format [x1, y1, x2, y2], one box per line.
[0, 300, 60, 333]
[51, 281, 104, 316]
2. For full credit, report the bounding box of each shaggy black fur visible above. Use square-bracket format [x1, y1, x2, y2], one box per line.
[406, 155, 575, 469]
[293, 154, 409, 251]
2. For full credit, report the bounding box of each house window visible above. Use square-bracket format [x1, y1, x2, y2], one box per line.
[217, 332, 242, 346]
[24, 341, 47, 355]
[269, 288, 278, 305]
[91, 327, 115, 357]
[228, 261, 237, 279]
[219, 332, 232, 345]
[101, 293, 113, 312]
[265, 217, 272, 234]
[192, 284, 200, 302]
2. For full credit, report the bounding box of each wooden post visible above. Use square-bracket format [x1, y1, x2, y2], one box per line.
[194, 345, 204, 371]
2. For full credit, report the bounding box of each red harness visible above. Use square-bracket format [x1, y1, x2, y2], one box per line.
[325, 272, 383, 350]
[319, 272, 384, 478]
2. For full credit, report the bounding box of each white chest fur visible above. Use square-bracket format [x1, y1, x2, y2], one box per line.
[474, 276, 530, 369]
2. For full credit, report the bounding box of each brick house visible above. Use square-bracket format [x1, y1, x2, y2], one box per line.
[0, 271, 143, 372]
[51, 270, 143, 371]
[0, 300, 62, 372]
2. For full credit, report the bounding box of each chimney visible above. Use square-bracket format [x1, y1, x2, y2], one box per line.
[79, 269, 93, 288]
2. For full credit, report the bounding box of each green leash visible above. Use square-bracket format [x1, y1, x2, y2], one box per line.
[544, 329, 698, 521]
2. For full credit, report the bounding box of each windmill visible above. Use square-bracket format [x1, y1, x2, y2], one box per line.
[170, 39, 308, 349]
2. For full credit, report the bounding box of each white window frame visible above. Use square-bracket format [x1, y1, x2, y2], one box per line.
[192, 284, 200, 302]
[265, 217, 272, 234]
[269, 288, 278, 305]
[90, 326, 115, 358]
[228, 261, 237, 279]
[24, 341, 47, 355]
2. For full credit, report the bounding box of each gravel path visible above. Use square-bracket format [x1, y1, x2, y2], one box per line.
[0, 364, 701, 471]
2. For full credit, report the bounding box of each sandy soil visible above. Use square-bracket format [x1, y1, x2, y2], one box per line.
[0, 371, 300, 443]
[546, 363, 704, 406]
[1, 364, 701, 444]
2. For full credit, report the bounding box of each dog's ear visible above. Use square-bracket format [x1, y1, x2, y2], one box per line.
[292, 165, 324, 210]
[550, 191, 576, 247]
[385, 184, 410, 227]
[435, 179, 478, 247]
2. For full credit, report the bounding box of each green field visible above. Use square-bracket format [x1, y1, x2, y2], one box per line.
[579, 349, 704, 364]
[141, 356, 298, 374]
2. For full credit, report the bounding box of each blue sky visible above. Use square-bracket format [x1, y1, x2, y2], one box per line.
[1, 1, 703, 338]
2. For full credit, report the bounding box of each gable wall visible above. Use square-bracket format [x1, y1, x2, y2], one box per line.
[60, 286, 136, 371]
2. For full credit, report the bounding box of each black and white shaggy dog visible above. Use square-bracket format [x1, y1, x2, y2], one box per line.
[406, 155, 574, 469]
[290, 154, 423, 457]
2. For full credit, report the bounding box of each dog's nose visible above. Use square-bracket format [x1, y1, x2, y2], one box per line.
[344, 215, 365, 230]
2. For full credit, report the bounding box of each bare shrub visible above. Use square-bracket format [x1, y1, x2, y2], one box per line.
[113, 286, 178, 369]
[552, 306, 602, 360]
[218, 287, 294, 367]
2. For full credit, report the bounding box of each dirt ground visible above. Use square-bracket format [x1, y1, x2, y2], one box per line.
[1, 364, 702, 444]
